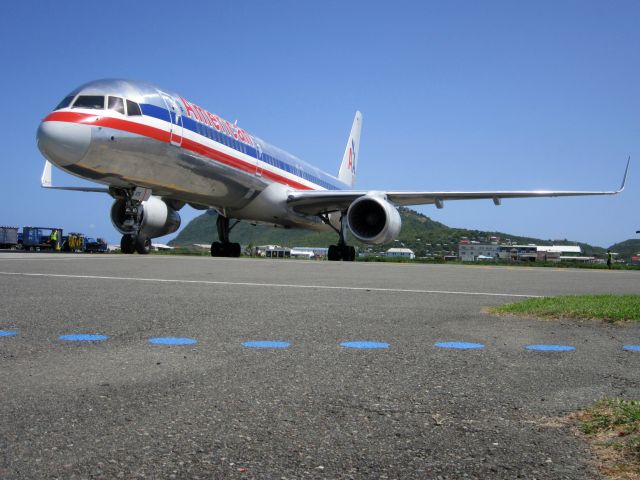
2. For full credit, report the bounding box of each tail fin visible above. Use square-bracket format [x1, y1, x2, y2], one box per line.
[337, 111, 362, 187]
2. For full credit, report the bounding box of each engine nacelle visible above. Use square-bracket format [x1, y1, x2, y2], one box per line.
[346, 195, 401, 244]
[111, 195, 181, 238]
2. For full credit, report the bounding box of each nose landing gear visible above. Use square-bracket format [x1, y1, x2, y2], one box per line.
[121, 233, 151, 254]
[119, 189, 152, 255]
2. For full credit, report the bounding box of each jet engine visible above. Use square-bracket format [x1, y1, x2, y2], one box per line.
[346, 195, 401, 244]
[110, 195, 181, 238]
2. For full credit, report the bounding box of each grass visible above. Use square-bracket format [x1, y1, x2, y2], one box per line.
[574, 399, 640, 478]
[488, 295, 640, 323]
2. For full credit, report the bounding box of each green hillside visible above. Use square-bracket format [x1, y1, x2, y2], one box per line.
[169, 208, 609, 258]
[609, 239, 640, 260]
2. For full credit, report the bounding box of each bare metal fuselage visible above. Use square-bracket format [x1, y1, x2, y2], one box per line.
[38, 79, 341, 231]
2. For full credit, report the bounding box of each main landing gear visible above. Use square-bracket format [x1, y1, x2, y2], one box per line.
[324, 213, 356, 262]
[211, 214, 241, 257]
[328, 244, 356, 262]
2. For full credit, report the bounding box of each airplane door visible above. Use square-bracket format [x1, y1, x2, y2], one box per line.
[161, 94, 183, 147]
[255, 142, 264, 177]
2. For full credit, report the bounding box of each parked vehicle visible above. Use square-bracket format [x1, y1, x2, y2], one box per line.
[62, 233, 86, 252]
[85, 237, 108, 253]
[22, 227, 63, 251]
[0, 227, 19, 249]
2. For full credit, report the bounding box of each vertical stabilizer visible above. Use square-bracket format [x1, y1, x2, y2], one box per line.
[338, 111, 362, 187]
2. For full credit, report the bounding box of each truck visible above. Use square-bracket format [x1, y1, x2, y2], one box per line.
[21, 227, 63, 251]
[0, 227, 19, 249]
[84, 237, 108, 253]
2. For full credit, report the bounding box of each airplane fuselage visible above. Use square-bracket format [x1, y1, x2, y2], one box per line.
[37, 79, 347, 230]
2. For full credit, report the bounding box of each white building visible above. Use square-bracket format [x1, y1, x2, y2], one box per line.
[385, 247, 415, 259]
[256, 245, 291, 258]
[459, 243, 499, 262]
[290, 249, 314, 259]
[151, 243, 174, 251]
[291, 247, 329, 259]
[461, 243, 585, 263]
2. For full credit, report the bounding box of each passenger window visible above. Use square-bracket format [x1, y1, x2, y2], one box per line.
[54, 95, 75, 110]
[126, 100, 142, 116]
[108, 96, 125, 114]
[72, 95, 105, 109]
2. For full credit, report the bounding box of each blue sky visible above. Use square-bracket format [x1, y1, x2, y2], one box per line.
[1, 1, 638, 247]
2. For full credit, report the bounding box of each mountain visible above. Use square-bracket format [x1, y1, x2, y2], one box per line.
[608, 239, 640, 260]
[169, 208, 611, 258]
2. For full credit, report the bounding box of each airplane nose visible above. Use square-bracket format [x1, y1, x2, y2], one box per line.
[37, 121, 91, 166]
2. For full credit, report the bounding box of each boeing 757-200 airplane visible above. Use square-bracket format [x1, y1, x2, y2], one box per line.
[36, 79, 629, 260]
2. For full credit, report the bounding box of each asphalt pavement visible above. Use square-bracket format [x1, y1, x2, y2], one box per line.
[0, 253, 639, 479]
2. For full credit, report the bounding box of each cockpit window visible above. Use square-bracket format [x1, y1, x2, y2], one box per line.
[126, 99, 142, 116]
[108, 96, 125, 114]
[72, 95, 105, 110]
[54, 95, 75, 110]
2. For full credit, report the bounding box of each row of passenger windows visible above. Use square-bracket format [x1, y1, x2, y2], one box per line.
[195, 122, 251, 154]
[258, 152, 334, 189]
[55, 95, 142, 116]
[193, 121, 336, 189]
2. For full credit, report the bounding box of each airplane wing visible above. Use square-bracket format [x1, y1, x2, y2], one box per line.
[41, 160, 110, 193]
[288, 157, 629, 215]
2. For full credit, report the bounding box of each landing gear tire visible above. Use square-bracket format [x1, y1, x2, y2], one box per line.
[328, 245, 341, 261]
[121, 234, 136, 254]
[211, 241, 241, 258]
[211, 215, 241, 258]
[135, 235, 151, 255]
[346, 246, 356, 262]
[328, 245, 356, 262]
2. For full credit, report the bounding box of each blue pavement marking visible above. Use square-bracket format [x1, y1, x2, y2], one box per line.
[435, 341, 485, 350]
[526, 344, 575, 352]
[340, 341, 390, 349]
[0, 330, 18, 337]
[59, 334, 109, 342]
[148, 337, 197, 345]
[242, 341, 290, 349]
[623, 345, 640, 352]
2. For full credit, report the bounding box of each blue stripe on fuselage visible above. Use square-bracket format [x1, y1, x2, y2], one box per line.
[140, 103, 344, 191]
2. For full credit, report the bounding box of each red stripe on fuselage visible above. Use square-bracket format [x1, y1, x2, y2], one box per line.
[42, 111, 315, 191]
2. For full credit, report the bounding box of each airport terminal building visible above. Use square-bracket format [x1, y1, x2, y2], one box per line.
[459, 242, 586, 262]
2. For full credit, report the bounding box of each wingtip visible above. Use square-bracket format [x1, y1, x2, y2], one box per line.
[619, 156, 630, 192]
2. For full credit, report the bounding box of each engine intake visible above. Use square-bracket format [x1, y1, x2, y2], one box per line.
[346, 195, 401, 244]
[111, 195, 181, 238]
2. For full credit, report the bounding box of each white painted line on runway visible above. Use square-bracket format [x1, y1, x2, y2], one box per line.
[0, 271, 543, 298]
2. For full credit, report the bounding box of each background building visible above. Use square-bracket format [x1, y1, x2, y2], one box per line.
[385, 248, 415, 259]
[459, 243, 500, 261]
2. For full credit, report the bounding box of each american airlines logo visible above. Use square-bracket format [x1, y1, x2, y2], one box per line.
[347, 139, 356, 173]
